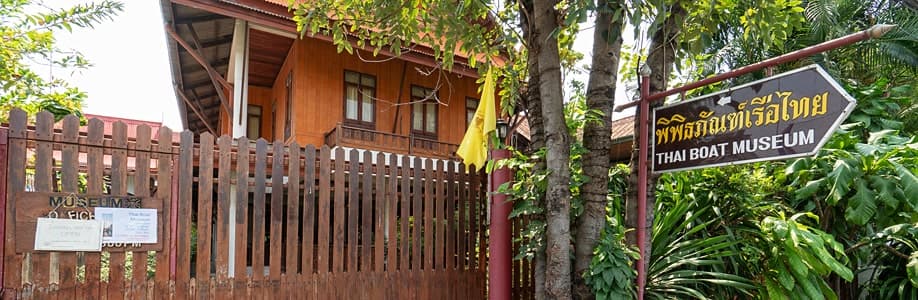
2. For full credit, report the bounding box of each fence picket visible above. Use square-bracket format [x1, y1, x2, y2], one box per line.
[347, 149, 359, 272]
[132, 124, 153, 300]
[373, 152, 385, 272]
[176, 131, 194, 299]
[361, 150, 373, 272]
[286, 143, 301, 276]
[233, 138, 250, 282]
[108, 121, 130, 299]
[87, 118, 106, 299]
[215, 135, 231, 291]
[252, 139, 267, 283]
[399, 155, 410, 271]
[386, 153, 398, 273]
[302, 145, 316, 275]
[58, 115, 80, 298]
[412, 156, 422, 271]
[31, 112, 54, 298]
[196, 133, 215, 298]
[333, 147, 345, 273]
[317, 146, 330, 274]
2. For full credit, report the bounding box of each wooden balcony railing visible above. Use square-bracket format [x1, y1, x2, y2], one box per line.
[324, 123, 459, 159]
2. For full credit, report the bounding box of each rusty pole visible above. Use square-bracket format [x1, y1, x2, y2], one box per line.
[489, 149, 513, 300]
[626, 24, 895, 300]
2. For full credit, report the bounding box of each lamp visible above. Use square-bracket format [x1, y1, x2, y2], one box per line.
[496, 119, 509, 143]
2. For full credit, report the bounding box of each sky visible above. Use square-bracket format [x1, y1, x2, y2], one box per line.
[48, 0, 183, 129]
[48, 0, 634, 132]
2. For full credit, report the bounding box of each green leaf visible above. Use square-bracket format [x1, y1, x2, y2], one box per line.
[869, 175, 902, 209]
[895, 165, 918, 210]
[908, 252, 918, 287]
[844, 180, 877, 225]
[795, 178, 824, 201]
[869, 129, 899, 144]
[826, 159, 857, 205]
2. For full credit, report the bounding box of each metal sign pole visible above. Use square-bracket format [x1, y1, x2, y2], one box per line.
[626, 24, 895, 300]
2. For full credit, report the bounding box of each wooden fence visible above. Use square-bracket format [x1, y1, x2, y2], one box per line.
[0, 109, 492, 299]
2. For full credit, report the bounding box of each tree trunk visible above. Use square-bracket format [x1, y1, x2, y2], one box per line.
[623, 1, 688, 292]
[572, 1, 625, 299]
[532, 0, 573, 298]
[521, 0, 547, 298]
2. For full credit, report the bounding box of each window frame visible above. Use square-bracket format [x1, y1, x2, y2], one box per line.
[342, 70, 377, 129]
[284, 71, 293, 140]
[246, 104, 263, 140]
[465, 97, 479, 128]
[410, 85, 438, 139]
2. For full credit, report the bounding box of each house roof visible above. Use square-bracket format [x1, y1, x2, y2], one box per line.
[161, 0, 495, 134]
[610, 116, 634, 142]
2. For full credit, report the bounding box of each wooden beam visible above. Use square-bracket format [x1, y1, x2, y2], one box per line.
[182, 57, 229, 73]
[175, 86, 216, 135]
[190, 89, 220, 132]
[165, 24, 232, 115]
[174, 14, 231, 24]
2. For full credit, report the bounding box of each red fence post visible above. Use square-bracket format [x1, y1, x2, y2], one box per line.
[489, 149, 512, 300]
[0, 128, 8, 288]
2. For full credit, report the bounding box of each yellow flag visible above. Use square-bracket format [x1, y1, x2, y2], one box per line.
[456, 68, 497, 171]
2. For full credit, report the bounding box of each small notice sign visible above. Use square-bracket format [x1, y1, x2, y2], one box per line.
[34, 218, 103, 251]
[95, 207, 158, 244]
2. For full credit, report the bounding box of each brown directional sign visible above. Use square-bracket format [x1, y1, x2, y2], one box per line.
[652, 64, 856, 172]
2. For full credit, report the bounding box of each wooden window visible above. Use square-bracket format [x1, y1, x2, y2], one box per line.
[284, 71, 292, 140]
[466, 97, 479, 127]
[411, 86, 438, 138]
[344, 70, 376, 128]
[246, 105, 262, 140]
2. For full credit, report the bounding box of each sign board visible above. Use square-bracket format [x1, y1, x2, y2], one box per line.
[95, 207, 158, 244]
[34, 218, 103, 252]
[14, 192, 164, 253]
[652, 65, 856, 172]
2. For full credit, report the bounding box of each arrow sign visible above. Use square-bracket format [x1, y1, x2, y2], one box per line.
[652, 64, 856, 173]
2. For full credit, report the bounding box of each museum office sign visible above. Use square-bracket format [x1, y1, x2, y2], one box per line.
[652, 65, 856, 173]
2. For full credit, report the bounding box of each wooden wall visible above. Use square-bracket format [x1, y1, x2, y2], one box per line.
[278, 36, 491, 147]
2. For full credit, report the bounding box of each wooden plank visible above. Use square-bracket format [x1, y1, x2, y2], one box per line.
[108, 121, 129, 300]
[32, 111, 53, 296]
[3, 109, 26, 297]
[373, 152, 385, 272]
[468, 167, 479, 271]
[286, 143, 301, 276]
[269, 142, 283, 282]
[385, 154, 397, 273]
[175, 130, 195, 299]
[332, 147, 345, 273]
[233, 138, 250, 281]
[457, 165, 467, 271]
[347, 149, 358, 272]
[361, 151, 373, 272]
[215, 136, 232, 290]
[316, 146, 330, 274]
[252, 139, 267, 282]
[411, 157, 422, 271]
[398, 155, 409, 271]
[436, 160, 446, 270]
[196, 133, 215, 297]
[130, 124, 152, 300]
[86, 118, 106, 300]
[445, 162, 455, 271]
[424, 158, 433, 271]
[302, 145, 316, 275]
[55, 115, 79, 297]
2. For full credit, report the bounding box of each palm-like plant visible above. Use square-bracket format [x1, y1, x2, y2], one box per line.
[645, 179, 756, 299]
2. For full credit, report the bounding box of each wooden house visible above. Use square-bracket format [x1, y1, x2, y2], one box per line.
[160, 0, 503, 159]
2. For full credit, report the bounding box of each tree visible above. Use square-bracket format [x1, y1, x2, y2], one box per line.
[575, 1, 626, 298]
[0, 0, 123, 121]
